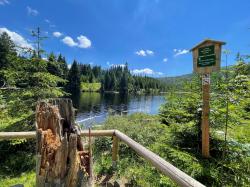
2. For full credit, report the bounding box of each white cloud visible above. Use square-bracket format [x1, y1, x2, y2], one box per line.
[163, 58, 168, 62]
[67, 64, 72, 69]
[61, 35, 92, 49]
[146, 50, 154, 55]
[133, 68, 154, 74]
[135, 50, 146, 56]
[132, 68, 163, 76]
[62, 36, 77, 47]
[173, 49, 189, 57]
[77, 35, 91, 48]
[0, 27, 33, 49]
[45, 19, 50, 23]
[106, 61, 125, 68]
[111, 64, 125, 68]
[0, 0, 9, 5]
[27, 6, 39, 16]
[53, 31, 62, 38]
[42, 57, 48, 61]
[135, 49, 154, 56]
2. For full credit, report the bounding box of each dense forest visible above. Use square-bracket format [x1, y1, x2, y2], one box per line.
[68, 61, 166, 93]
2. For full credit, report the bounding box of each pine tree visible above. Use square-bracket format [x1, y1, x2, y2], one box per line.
[57, 54, 68, 79]
[47, 52, 62, 77]
[104, 72, 111, 90]
[89, 72, 95, 83]
[0, 32, 17, 86]
[120, 72, 128, 93]
[67, 60, 81, 93]
[0, 32, 16, 69]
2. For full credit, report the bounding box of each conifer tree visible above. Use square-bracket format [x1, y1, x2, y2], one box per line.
[67, 60, 81, 93]
[0, 32, 17, 86]
[57, 54, 68, 79]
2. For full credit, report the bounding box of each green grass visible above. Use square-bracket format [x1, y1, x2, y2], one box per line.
[93, 113, 250, 186]
[228, 119, 250, 143]
[81, 82, 101, 92]
[0, 171, 35, 187]
[0, 112, 36, 187]
[0, 139, 36, 187]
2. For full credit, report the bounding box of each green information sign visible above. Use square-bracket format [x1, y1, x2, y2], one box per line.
[197, 45, 216, 67]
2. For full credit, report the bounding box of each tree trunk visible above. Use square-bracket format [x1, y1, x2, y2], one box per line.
[35, 98, 90, 187]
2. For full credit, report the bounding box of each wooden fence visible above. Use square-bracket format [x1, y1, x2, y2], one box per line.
[0, 130, 205, 187]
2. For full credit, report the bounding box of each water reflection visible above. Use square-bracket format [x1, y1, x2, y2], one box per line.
[71, 92, 165, 129]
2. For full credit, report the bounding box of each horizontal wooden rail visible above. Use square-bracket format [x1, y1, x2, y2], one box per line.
[81, 130, 115, 137]
[114, 130, 205, 187]
[0, 130, 205, 187]
[0, 131, 36, 139]
[0, 130, 115, 140]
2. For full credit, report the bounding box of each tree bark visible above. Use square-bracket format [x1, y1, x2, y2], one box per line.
[36, 98, 90, 187]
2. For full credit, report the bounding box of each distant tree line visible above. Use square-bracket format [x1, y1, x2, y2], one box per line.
[101, 63, 166, 93]
[65, 62, 167, 94]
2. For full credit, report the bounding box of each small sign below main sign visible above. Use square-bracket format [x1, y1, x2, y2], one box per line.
[202, 74, 210, 85]
[191, 39, 226, 74]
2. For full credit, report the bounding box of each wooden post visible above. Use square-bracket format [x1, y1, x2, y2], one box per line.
[191, 40, 225, 158]
[35, 99, 90, 187]
[112, 135, 119, 167]
[202, 74, 210, 158]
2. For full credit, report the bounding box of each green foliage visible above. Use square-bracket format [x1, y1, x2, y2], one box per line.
[93, 55, 250, 186]
[0, 32, 67, 186]
[101, 63, 166, 93]
[0, 138, 36, 187]
[0, 171, 35, 187]
[94, 114, 177, 186]
[94, 113, 250, 186]
[158, 56, 250, 186]
[66, 60, 81, 94]
[0, 32, 16, 70]
[81, 82, 101, 92]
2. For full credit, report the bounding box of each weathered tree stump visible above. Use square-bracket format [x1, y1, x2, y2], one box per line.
[35, 98, 91, 187]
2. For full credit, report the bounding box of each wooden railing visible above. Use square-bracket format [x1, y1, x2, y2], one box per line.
[0, 130, 205, 187]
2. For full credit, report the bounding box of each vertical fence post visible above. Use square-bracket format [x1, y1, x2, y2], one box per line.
[112, 135, 119, 167]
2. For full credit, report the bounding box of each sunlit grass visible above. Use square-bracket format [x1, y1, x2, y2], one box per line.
[228, 119, 250, 143]
[81, 82, 101, 92]
[0, 171, 35, 187]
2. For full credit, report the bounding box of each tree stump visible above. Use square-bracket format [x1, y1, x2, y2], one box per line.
[36, 98, 91, 187]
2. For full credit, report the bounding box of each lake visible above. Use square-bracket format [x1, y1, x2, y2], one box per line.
[71, 92, 166, 128]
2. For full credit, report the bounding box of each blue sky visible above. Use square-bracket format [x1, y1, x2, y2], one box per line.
[0, 0, 250, 76]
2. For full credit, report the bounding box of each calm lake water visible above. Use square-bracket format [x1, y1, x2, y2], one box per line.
[71, 92, 166, 129]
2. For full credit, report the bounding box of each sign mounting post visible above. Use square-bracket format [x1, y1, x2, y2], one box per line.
[191, 39, 225, 158]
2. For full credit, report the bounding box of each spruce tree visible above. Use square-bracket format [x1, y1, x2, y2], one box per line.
[47, 52, 62, 77]
[0, 32, 16, 69]
[67, 60, 81, 93]
[0, 32, 17, 86]
[57, 54, 68, 79]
